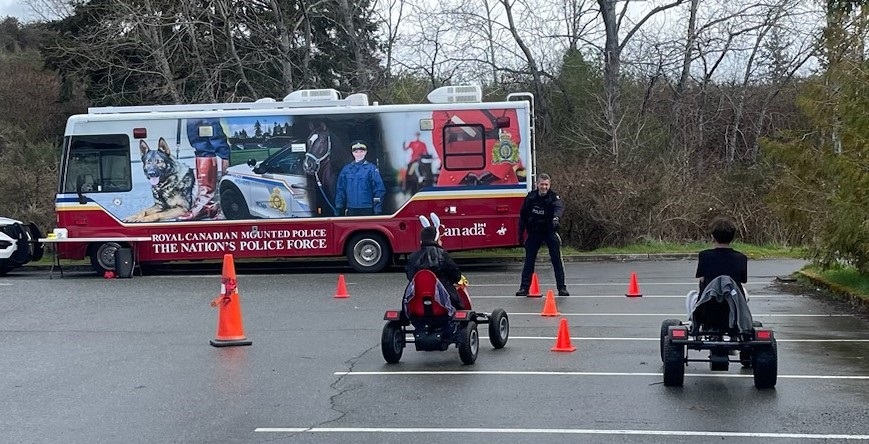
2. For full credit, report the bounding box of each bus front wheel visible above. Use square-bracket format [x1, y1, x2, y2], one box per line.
[90, 242, 123, 274]
[346, 233, 391, 273]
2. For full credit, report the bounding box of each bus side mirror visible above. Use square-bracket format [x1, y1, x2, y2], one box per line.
[75, 175, 87, 204]
[495, 117, 510, 128]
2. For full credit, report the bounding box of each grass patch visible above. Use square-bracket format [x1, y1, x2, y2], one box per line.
[590, 241, 805, 259]
[801, 264, 869, 299]
[590, 241, 707, 254]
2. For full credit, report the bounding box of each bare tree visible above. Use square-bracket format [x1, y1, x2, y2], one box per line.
[597, 0, 685, 158]
[376, 0, 410, 83]
[723, 0, 819, 162]
[396, 5, 458, 88]
[336, 0, 371, 89]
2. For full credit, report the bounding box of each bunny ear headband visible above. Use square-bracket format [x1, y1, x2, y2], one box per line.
[419, 212, 442, 241]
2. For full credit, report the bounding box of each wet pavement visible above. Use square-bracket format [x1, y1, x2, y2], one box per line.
[1, 259, 868, 443]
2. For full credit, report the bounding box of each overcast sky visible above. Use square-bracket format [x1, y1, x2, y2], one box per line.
[0, 1, 33, 21]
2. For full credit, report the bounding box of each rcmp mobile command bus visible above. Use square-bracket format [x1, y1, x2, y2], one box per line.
[55, 86, 536, 273]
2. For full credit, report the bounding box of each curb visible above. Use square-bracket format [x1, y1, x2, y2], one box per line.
[796, 270, 869, 312]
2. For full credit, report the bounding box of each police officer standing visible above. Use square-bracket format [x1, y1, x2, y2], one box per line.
[516, 173, 569, 296]
[335, 140, 387, 216]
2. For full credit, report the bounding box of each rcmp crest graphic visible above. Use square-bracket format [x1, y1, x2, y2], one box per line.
[492, 131, 519, 164]
[270, 187, 287, 213]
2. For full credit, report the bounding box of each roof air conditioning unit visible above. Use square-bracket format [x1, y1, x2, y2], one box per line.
[427, 85, 482, 104]
[346, 93, 369, 106]
[283, 89, 341, 102]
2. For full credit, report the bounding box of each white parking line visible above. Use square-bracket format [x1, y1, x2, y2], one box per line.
[508, 336, 869, 343]
[333, 370, 869, 380]
[509, 313, 854, 317]
[472, 294, 792, 298]
[254, 427, 869, 440]
[472, 281, 772, 287]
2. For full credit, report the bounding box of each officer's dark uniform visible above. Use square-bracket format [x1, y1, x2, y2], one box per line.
[335, 159, 386, 216]
[517, 188, 567, 296]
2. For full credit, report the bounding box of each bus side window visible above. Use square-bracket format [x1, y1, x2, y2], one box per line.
[443, 124, 485, 170]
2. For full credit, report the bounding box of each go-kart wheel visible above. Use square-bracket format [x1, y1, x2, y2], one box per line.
[660, 319, 682, 362]
[746, 320, 763, 368]
[488, 308, 509, 349]
[458, 321, 479, 365]
[752, 339, 777, 389]
[381, 321, 404, 364]
[662, 336, 685, 387]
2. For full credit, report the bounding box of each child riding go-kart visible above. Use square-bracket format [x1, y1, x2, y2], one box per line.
[381, 270, 509, 365]
[660, 275, 778, 389]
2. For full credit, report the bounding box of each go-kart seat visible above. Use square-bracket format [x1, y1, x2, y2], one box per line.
[406, 270, 451, 318]
[692, 299, 732, 333]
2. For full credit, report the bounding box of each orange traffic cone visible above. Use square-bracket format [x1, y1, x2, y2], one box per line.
[528, 273, 542, 297]
[541, 289, 560, 316]
[210, 254, 252, 347]
[626, 272, 643, 297]
[551, 318, 576, 352]
[334, 274, 350, 298]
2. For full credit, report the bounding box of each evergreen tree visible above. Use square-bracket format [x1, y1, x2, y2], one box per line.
[763, 4, 868, 272]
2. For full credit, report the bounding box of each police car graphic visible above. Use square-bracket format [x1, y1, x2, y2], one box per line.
[218, 144, 313, 220]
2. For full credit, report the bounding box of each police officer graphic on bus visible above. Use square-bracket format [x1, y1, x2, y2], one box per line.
[334, 140, 387, 216]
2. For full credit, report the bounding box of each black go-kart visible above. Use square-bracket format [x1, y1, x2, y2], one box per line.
[381, 270, 509, 365]
[660, 277, 778, 389]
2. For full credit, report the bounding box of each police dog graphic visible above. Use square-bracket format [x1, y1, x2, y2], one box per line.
[124, 138, 194, 223]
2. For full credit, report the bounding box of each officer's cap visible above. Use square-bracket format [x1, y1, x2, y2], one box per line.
[350, 140, 368, 151]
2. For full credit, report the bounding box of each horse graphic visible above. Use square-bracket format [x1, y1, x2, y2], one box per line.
[404, 154, 437, 195]
[303, 121, 350, 216]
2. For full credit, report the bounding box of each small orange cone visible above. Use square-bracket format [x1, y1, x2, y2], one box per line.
[210, 254, 252, 347]
[541, 289, 560, 316]
[626, 272, 643, 297]
[334, 274, 350, 298]
[551, 318, 576, 352]
[528, 273, 542, 297]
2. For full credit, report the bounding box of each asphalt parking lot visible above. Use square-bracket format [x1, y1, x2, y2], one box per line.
[1, 259, 868, 443]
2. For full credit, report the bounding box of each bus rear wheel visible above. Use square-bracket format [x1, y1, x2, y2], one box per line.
[90, 242, 124, 274]
[346, 233, 391, 273]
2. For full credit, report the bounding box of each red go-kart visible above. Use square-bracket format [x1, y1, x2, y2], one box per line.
[381, 270, 509, 365]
